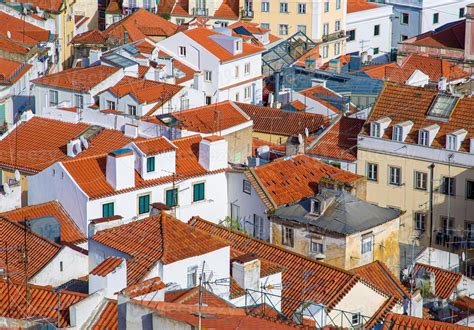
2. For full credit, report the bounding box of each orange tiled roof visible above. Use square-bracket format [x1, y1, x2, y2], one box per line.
[363, 82, 474, 153]
[213, 0, 239, 19]
[251, 137, 285, 157]
[182, 28, 264, 62]
[228, 21, 269, 35]
[92, 214, 229, 285]
[189, 216, 362, 315]
[306, 116, 365, 162]
[406, 20, 466, 50]
[0, 12, 50, 44]
[289, 100, 306, 111]
[32, 65, 120, 90]
[359, 62, 399, 80]
[165, 287, 233, 307]
[351, 260, 409, 301]
[299, 85, 358, 114]
[133, 136, 176, 156]
[0, 201, 86, 245]
[91, 299, 118, 330]
[347, 0, 379, 13]
[134, 40, 155, 54]
[413, 263, 462, 299]
[122, 276, 165, 298]
[155, 49, 198, 84]
[0, 38, 30, 54]
[382, 312, 471, 329]
[0, 117, 134, 174]
[319, 54, 351, 71]
[365, 296, 398, 328]
[13, 0, 62, 12]
[71, 29, 108, 44]
[0, 217, 62, 282]
[237, 103, 329, 136]
[247, 154, 363, 208]
[0, 279, 87, 327]
[90, 256, 123, 276]
[106, 76, 183, 105]
[61, 135, 225, 199]
[0, 58, 31, 85]
[229, 277, 245, 299]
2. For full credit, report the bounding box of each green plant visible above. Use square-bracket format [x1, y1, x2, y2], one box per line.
[419, 281, 433, 298]
[223, 216, 247, 233]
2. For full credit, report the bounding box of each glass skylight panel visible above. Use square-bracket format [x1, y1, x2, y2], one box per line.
[428, 94, 458, 119]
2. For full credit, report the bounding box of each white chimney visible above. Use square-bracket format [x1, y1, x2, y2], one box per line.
[232, 254, 261, 291]
[124, 123, 139, 138]
[198, 136, 228, 171]
[89, 257, 127, 298]
[67, 139, 82, 157]
[106, 149, 135, 190]
[89, 49, 103, 66]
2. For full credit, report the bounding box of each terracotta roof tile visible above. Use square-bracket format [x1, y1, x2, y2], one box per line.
[32, 65, 120, 90]
[0, 59, 31, 85]
[122, 276, 165, 298]
[14, 0, 62, 12]
[306, 116, 365, 161]
[134, 40, 155, 54]
[0, 12, 50, 44]
[189, 217, 361, 315]
[0, 38, 30, 54]
[71, 29, 108, 44]
[229, 277, 245, 299]
[155, 49, 198, 84]
[347, 0, 380, 13]
[237, 103, 329, 136]
[213, 0, 239, 19]
[363, 82, 474, 153]
[0, 279, 87, 327]
[249, 154, 363, 207]
[413, 263, 462, 299]
[382, 312, 471, 329]
[0, 117, 134, 174]
[365, 296, 398, 328]
[407, 20, 465, 50]
[182, 28, 264, 62]
[91, 299, 118, 330]
[452, 296, 474, 311]
[61, 135, 225, 199]
[133, 136, 176, 156]
[165, 287, 233, 307]
[251, 137, 285, 157]
[0, 201, 86, 245]
[228, 21, 270, 35]
[90, 256, 124, 276]
[92, 214, 229, 285]
[299, 85, 358, 114]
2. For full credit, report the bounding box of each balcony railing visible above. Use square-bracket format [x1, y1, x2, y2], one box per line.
[241, 9, 253, 18]
[192, 7, 208, 16]
[321, 30, 346, 43]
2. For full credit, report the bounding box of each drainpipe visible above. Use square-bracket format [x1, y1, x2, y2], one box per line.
[273, 70, 280, 107]
[428, 163, 435, 250]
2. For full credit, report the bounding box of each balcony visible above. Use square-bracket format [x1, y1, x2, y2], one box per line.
[241, 9, 253, 19]
[321, 30, 346, 43]
[192, 7, 208, 16]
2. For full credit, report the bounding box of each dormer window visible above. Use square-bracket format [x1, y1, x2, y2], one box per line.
[370, 117, 391, 138]
[446, 134, 457, 151]
[235, 40, 241, 51]
[446, 129, 467, 151]
[310, 199, 320, 215]
[370, 122, 381, 138]
[179, 46, 186, 57]
[418, 130, 429, 146]
[146, 156, 155, 173]
[392, 125, 403, 142]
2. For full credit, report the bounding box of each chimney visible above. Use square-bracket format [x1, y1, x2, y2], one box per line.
[106, 149, 135, 190]
[232, 254, 261, 291]
[67, 139, 82, 157]
[124, 123, 138, 138]
[328, 58, 341, 73]
[89, 257, 127, 298]
[199, 136, 228, 171]
[465, 3, 474, 61]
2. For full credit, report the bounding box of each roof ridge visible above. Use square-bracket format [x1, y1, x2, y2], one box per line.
[0, 277, 89, 297]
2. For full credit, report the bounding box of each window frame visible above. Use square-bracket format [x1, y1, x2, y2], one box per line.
[433, 12, 439, 24]
[282, 226, 294, 247]
[392, 125, 403, 142]
[244, 62, 251, 75]
[193, 182, 205, 202]
[310, 237, 324, 253]
[187, 265, 198, 287]
[102, 202, 115, 218]
[49, 90, 58, 106]
[261, 1, 269, 12]
[243, 179, 251, 194]
[389, 166, 402, 186]
[279, 24, 288, 36]
[441, 176, 455, 196]
[347, 29, 356, 42]
[146, 156, 155, 173]
[204, 70, 212, 82]
[127, 104, 137, 116]
[253, 214, 264, 239]
[279, 2, 288, 13]
[466, 180, 474, 200]
[179, 46, 186, 57]
[401, 12, 409, 25]
[361, 235, 373, 254]
[138, 193, 151, 214]
[367, 163, 378, 182]
[415, 212, 426, 231]
[165, 188, 178, 208]
[374, 24, 380, 36]
[414, 171, 428, 190]
[418, 130, 429, 146]
[297, 3, 306, 14]
[106, 100, 116, 110]
[74, 94, 84, 109]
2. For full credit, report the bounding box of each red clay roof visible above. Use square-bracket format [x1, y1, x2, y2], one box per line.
[133, 136, 176, 156]
[32, 65, 120, 90]
[248, 154, 363, 208]
[237, 103, 329, 136]
[122, 276, 166, 298]
[0, 201, 86, 245]
[90, 256, 124, 276]
[0, 38, 31, 54]
[413, 263, 462, 299]
[382, 312, 471, 329]
[0, 12, 50, 44]
[363, 82, 474, 153]
[307, 116, 365, 161]
[91, 299, 118, 330]
[406, 20, 466, 50]
[156, 49, 198, 84]
[71, 29, 108, 44]
[213, 0, 239, 19]
[347, 0, 379, 13]
[14, 0, 62, 12]
[92, 214, 229, 285]
[189, 216, 362, 315]
[0, 117, 134, 174]
[0, 58, 31, 85]
[0, 279, 87, 327]
[182, 28, 264, 62]
[229, 21, 270, 34]
[351, 260, 409, 301]
[165, 287, 233, 307]
[0, 217, 62, 282]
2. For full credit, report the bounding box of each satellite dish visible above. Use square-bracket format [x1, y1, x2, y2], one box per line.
[14, 170, 20, 182]
[298, 133, 304, 145]
[6, 31, 11, 39]
[4, 182, 12, 195]
[304, 127, 309, 138]
[36, 6, 40, 12]
[80, 136, 89, 149]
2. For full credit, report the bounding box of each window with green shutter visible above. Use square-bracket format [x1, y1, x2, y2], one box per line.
[102, 202, 114, 218]
[147, 157, 155, 173]
[0, 104, 5, 126]
[193, 183, 205, 202]
[166, 188, 178, 207]
[138, 194, 150, 214]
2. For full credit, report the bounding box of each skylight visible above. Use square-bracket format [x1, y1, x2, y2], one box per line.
[427, 94, 458, 119]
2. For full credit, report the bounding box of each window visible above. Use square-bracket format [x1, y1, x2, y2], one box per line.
[230, 203, 240, 222]
[415, 212, 426, 231]
[415, 171, 428, 190]
[204, 70, 212, 82]
[298, 3, 306, 14]
[334, 42, 340, 55]
[235, 41, 241, 51]
[179, 46, 186, 56]
[279, 24, 288, 35]
[261, 23, 270, 29]
[374, 24, 380, 36]
[347, 30, 356, 42]
[205, 96, 212, 105]
[336, 0, 340, 10]
[324, 1, 329, 12]
[282, 226, 294, 247]
[392, 126, 403, 142]
[127, 104, 137, 116]
[106, 100, 116, 110]
[193, 182, 205, 202]
[176, 18, 185, 25]
[244, 62, 250, 75]
[235, 93, 240, 102]
[234, 66, 239, 78]
[322, 45, 328, 58]
[243, 179, 251, 194]
[401, 35, 408, 41]
[370, 122, 381, 137]
[60, 261, 63, 272]
[166, 188, 178, 207]
[146, 156, 155, 173]
[433, 13, 439, 24]
[253, 214, 264, 239]
[361, 235, 373, 254]
[244, 86, 251, 100]
[460, 7, 465, 18]
[74, 94, 83, 109]
[401, 12, 409, 25]
[352, 313, 360, 326]
[367, 163, 378, 182]
[441, 216, 454, 236]
[428, 95, 458, 119]
[442, 177, 455, 196]
[261, 1, 269, 12]
[446, 135, 457, 151]
[311, 238, 324, 253]
[418, 130, 429, 146]
[49, 90, 58, 106]
[323, 23, 329, 36]
[138, 194, 150, 214]
[466, 222, 474, 241]
[389, 166, 401, 185]
[467, 180, 474, 200]
[187, 265, 198, 287]
[279, 2, 288, 13]
[297, 25, 307, 34]
[102, 202, 114, 217]
[335, 20, 340, 31]
[180, 98, 189, 110]
[373, 47, 380, 55]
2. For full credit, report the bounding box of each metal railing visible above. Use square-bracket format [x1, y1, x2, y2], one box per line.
[192, 7, 208, 16]
[322, 30, 346, 43]
[241, 9, 254, 18]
